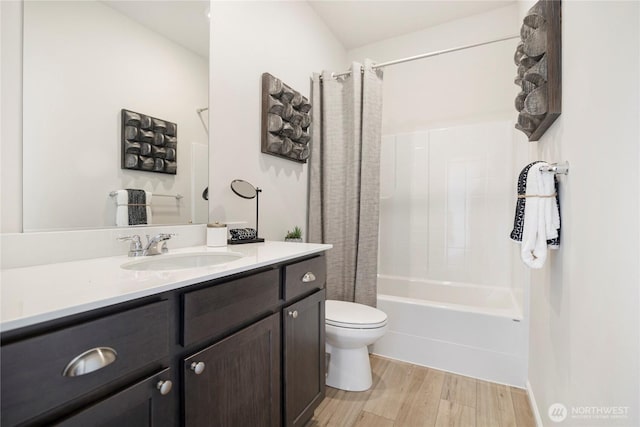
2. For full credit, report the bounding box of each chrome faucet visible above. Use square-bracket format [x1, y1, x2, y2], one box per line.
[118, 233, 174, 257]
[144, 233, 174, 255]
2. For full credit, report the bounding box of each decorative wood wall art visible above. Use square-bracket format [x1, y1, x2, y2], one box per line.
[514, 0, 561, 141]
[121, 109, 177, 174]
[261, 73, 312, 163]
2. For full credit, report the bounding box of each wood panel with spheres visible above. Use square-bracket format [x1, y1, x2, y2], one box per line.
[514, 0, 561, 141]
[261, 73, 312, 163]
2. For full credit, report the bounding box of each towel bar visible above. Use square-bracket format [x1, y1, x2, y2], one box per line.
[540, 161, 569, 175]
[109, 191, 183, 200]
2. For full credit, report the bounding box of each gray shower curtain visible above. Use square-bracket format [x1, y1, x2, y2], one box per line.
[308, 60, 383, 307]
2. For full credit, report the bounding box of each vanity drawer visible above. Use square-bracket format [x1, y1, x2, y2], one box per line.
[284, 256, 326, 301]
[182, 268, 280, 346]
[1, 300, 169, 426]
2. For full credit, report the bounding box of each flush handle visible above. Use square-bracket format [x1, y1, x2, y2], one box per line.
[302, 272, 316, 283]
[62, 347, 117, 377]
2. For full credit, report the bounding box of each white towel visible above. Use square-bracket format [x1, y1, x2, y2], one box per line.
[520, 163, 560, 268]
[115, 190, 153, 226]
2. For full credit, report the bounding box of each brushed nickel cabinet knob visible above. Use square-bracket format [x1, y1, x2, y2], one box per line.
[156, 380, 173, 395]
[302, 272, 316, 283]
[190, 361, 205, 375]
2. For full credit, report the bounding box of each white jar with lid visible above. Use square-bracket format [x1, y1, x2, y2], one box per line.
[207, 222, 227, 247]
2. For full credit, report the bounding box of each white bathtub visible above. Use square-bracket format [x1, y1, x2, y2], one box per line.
[372, 275, 527, 387]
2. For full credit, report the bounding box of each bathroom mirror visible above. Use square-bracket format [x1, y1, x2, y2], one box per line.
[230, 180, 258, 199]
[21, 0, 209, 231]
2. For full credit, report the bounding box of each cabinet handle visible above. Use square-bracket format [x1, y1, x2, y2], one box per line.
[288, 310, 299, 319]
[62, 347, 117, 377]
[190, 361, 206, 375]
[302, 272, 316, 283]
[156, 380, 173, 396]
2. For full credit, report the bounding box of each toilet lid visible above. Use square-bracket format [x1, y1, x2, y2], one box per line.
[325, 300, 387, 329]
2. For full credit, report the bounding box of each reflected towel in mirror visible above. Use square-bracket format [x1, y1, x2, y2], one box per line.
[115, 189, 153, 226]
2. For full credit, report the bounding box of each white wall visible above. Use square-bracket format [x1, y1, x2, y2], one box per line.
[0, 0, 23, 233]
[209, 1, 346, 241]
[521, 1, 640, 426]
[22, 1, 208, 231]
[347, 4, 520, 135]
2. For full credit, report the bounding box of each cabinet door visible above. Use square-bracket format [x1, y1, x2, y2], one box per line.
[54, 368, 174, 427]
[184, 313, 281, 427]
[284, 289, 326, 427]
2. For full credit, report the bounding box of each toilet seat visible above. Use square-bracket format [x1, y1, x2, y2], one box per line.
[325, 300, 388, 329]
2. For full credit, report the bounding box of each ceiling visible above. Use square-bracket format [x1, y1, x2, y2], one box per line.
[103, 0, 209, 58]
[307, 0, 515, 49]
[101, 1, 514, 58]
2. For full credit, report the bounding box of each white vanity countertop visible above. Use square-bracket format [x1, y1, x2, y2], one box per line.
[0, 241, 332, 333]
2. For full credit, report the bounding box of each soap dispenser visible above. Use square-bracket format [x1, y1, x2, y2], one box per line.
[207, 222, 227, 247]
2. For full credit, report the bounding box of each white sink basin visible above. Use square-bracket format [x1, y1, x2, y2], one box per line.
[121, 251, 244, 271]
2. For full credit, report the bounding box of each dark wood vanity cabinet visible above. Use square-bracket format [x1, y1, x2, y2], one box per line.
[1, 301, 171, 426]
[181, 255, 327, 427]
[283, 289, 326, 427]
[54, 368, 174, 427]
[0, 253, 327, 427]
[184, 313, 281, 427]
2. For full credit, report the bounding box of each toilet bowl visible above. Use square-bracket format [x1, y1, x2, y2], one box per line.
[325, 300, 388, 391]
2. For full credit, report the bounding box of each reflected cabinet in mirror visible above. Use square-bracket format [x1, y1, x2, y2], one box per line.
[22, 0, 209, 231]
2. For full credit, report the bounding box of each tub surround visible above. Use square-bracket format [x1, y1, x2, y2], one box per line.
[374, 275, 527, 387]
[1, 241, 331, 332]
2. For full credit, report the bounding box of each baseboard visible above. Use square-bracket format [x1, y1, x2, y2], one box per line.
[526, 380, 544, 427]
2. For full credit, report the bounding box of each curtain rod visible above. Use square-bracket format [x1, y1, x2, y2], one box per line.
[327, 34, 520, 79]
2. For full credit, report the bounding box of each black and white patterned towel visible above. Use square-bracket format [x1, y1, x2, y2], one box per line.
[127, 189, 148, 225]
[510, 162, 560, 248]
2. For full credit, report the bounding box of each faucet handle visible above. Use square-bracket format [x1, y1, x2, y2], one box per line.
[145, 233, 175, 242]
[118, 234, 142, 247]
[117, 235, 143, 256]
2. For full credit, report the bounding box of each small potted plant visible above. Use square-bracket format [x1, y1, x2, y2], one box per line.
[285, 226, 303, 243]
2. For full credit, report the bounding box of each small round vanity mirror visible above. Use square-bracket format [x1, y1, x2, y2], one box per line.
[230, 179, 257, 199]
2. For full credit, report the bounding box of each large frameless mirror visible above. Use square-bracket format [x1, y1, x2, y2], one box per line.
[22, 0, 210, 231]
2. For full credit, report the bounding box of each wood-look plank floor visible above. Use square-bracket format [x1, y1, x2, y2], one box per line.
[307, 355, 535, 427]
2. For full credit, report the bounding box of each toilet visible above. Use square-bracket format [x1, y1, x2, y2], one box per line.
[325, 300, 388, 391]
